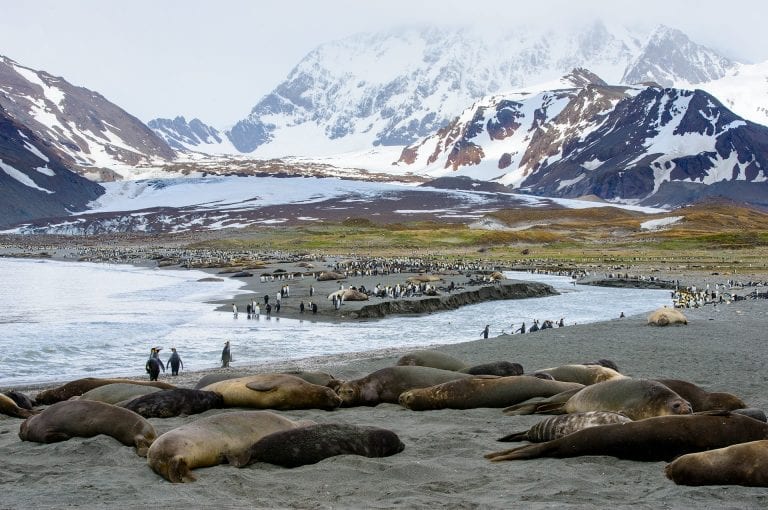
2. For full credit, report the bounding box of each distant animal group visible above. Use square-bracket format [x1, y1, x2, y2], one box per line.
[3, 340, 767, 487]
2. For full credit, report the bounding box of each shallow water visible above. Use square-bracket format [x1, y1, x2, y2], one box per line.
[0, 258, 671, 387]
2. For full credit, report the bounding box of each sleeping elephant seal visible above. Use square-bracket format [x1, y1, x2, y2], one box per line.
[35, 377, 175, 405]
[497, 411, 633, 442]
[532, 364, 626, 386]
[79, 383, 163, 404]
[3, 390, 35, 410]
[335, 366, 472, 407]
[486, 411, 768, 462]
[648, 307, 688, 326]
[0, 392, 37, 419]
[147, 410, 313, 482]
[504, 378, 693, 420]
[194, 371, 337, 390]
[395, 350, 468, 371]
[231, 423, 405, 468]
[121, 389, 224, 418]
[459, 361, 523, 377]
[654, 378, 746, 411]
[399, 376, 583, 411]
[665, 439, 768, 486]
[18, 399, 156, 456]
[200, 374, 341, 410]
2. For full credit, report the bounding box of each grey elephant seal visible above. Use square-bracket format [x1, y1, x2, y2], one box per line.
[654, 378, 746, 411]
[486, 412, 768, 462]
[731, 408, 767, 422]
[533, 364, 626, 385]
[335, 366, 472, 407]
[497, 411, 633, 442]
[121, 389, 225, 418]
[647, 307, 688, 326]
[194, 370, 337, 390]
[79, 383, 163, 404]
[147, 410, 312, 482]
[34, 377, 175, 405]
[396, 350, 468, 371]
[0, 392, 37, 419]
[200, 374, 341, 410]
[665, 439, 768, 486]
[3, 390, 35, 410]
[459, 361, 523, 376]
[399, 376, 583, 410]
[232, 423, 405, 468]
[504, 378, 693, 420]
[19, 399, 156, 456]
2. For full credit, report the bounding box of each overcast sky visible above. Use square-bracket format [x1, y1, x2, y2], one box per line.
[1, 0, 766, 128]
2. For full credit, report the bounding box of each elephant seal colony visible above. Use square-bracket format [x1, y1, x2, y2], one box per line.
[3, 282, 768, 507]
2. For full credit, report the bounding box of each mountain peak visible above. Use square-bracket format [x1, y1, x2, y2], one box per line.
[562, 68, 607, 88]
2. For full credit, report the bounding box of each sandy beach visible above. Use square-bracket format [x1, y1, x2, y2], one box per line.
[2, 268, 768, 509]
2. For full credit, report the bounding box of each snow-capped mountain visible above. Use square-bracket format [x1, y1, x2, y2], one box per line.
[223, 22, 738, 158]
[694, 60, 768, 127]
[0, 104, 104, 228]
[0, 55, 175, 179]
[148, 116, 238, 154]
[395, 69, 768, 208]
[621, 25, 736, 86]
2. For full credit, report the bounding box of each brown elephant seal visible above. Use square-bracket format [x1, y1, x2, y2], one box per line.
[19, 399, 156, 456]
[648, 307, 688, 326]
[497, 411, 633, 442]
[459, 361, 524, 376]
[231, 423, 405, 468]
[399, 376, 584, 411]
[316, 271, 346, 281]
[336, 366, 472, 407]
[200, 374, 341, 410]
[147, 410, 312, 482]
[504, 378, 693, 420]
[532, 364, 626, 385]
[0, 392, 37, 419]
[121, 389, 225, 418]
[486, 411, 768, 462]
[665, 439, 768, 486]
[194, 371, 337, 390]
[396, 350, 468, 371]
[79, 383, 163, 404]
[654, 378, 746, 411]
[3, 390, 35, 410]
[35, 377, 175, 405]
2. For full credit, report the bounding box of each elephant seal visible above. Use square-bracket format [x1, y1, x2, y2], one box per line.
[121, 389, 225, 418]
[504, 378, 693, 420]
[497, 411, 633, 442]
[0, 392, 37, 419]
[399, 376, 584, 410]
[665, 439, 768, 486]
[79, 383, 163, 404]
[19, 399, 156, 456]
[147, 410, 312, 482]
[648, 307, 688, 326]
[582, 359, 620, 372]
[654, 378, 746, 411]
[532, 364, 626, 385]
[3, 390, 35, 410]
[200, 374, 341, 410]
[336, 366, 472, 407]
[732, 408, 767, 422]
[231, 423, 405, 468]
[459, 361, 524, 376]
[35, 377, 175, 405]
[486, 412, 768, 462]
[194, 371, 337, 390]
[395, 350, 468, 371]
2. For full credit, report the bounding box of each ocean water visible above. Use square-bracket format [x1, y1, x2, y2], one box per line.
[0, 258, 672, 387]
